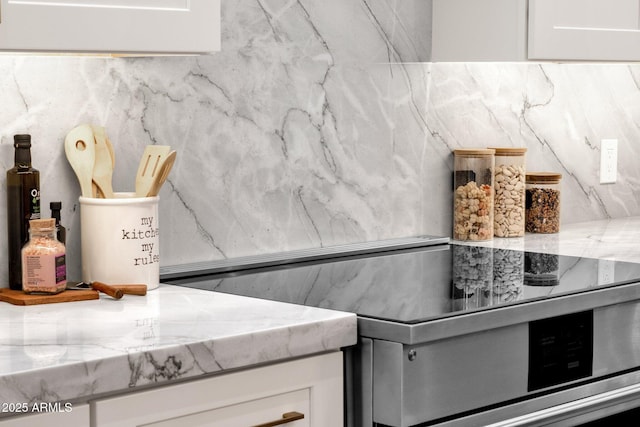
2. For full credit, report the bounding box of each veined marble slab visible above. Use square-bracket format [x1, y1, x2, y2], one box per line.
[0, 285, 356, 407]
[1, 0, 640, 288]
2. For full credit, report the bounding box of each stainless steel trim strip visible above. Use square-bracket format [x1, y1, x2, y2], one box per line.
[433, 370, 640, 427]
[358, 279, 640, 344]
[486, 381, 640, 427]
[160, 235, 449, 280]
[344, 338, 373, 427]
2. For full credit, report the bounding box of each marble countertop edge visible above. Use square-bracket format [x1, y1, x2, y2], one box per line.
[0, 285, 357, 407]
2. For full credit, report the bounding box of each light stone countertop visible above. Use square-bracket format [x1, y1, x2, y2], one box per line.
[456, 216, 640, 264]
[0, 284, 356, 409]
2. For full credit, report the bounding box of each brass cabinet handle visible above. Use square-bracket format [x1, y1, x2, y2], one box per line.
[251, 411, 305, 427]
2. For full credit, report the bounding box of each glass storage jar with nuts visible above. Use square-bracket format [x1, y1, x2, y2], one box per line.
[525, 172, 562, 233]
[453, 148, 495, 241]
[490, 147, 526, 237]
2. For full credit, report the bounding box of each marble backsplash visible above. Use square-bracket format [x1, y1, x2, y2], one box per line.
[1, 0, 639, 282]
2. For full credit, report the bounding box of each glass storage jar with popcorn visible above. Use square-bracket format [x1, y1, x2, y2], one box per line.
[453, 149, 495, 241]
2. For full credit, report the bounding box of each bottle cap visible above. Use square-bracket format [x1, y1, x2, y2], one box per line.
[50, 201, 62, 210]
[13, 134, 31, 148]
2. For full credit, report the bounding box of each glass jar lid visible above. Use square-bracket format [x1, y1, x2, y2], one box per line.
[526, 172, 562, 184]
[453, 148, 495, 157]
[489, 147, 527, 156]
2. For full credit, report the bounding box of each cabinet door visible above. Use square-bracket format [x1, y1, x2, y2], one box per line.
[432, 0, 528, 61]
[137, 390, 309, 427]
[0, 0, 220, 54]
[529, 0, 640, 60]
[0, 404, 89, 427]
[93, 352, 343, 427]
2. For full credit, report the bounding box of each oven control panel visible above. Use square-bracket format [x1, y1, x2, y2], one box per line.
[528, 310, 594, 391]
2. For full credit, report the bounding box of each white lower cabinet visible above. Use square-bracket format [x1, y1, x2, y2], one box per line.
[92, 351, 343, 427]
[141, 389, 309, 427]
[0, 404, 89, 427]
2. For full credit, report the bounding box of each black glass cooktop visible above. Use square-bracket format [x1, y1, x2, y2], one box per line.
[166, 243, 640, 325]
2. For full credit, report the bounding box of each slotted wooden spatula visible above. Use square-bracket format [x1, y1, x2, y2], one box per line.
[135, 145, 171, 197]
[147, 150, 176, 197]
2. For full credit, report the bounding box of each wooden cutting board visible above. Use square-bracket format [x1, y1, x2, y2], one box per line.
[0, 288, 99, 305]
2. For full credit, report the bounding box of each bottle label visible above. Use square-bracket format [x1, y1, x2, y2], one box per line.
[29, 187, 41, 219]
[22, 252, 66, 293]
[55, 254, 66, 283]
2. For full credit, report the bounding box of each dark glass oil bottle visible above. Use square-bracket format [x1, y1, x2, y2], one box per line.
[7, 134, 41, 290]
[50, 201, 66, 245]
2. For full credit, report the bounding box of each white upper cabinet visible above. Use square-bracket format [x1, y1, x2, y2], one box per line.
[0, 0, 220, 54]
[529, 0, 640, 61]
[432, 0, 528, 61]
[431, 0, 640, 62]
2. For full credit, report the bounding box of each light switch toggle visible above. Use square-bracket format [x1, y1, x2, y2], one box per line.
[600, 139, 618, 184]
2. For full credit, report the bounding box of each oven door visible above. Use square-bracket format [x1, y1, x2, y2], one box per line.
[355, 349, 640, 427]
[360, 301, 640, 427]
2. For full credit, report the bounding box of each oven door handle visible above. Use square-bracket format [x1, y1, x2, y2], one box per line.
[488, 382, 640, 427]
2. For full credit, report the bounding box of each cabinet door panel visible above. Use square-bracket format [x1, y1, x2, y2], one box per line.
[529, 0, 640, 60]
[21, 0, 186, 7]
[93, 352, 343, 427]
[431, 0, 528, 61]
[146, 390, 309, 427]
[553, 0, 639, 29]
[0, 0, 220, 54]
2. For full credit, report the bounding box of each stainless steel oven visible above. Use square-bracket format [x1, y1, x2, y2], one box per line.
[162, 238, 640, 426]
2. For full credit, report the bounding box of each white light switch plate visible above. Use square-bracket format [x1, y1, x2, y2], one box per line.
[600, 139, 618, 184]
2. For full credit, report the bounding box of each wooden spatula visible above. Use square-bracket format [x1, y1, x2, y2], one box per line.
[90, 125, 115, 198]
[147, 150, 177, 197]
[135, 145, 171, 197]
[64, 124, 96, 198]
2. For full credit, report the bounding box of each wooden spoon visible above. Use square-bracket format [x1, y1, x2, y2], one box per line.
[135, 145, 171, 197]
[64, 125, 96, 198]
[147, 150, 176, 196]
[90, 125, 115, 198]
